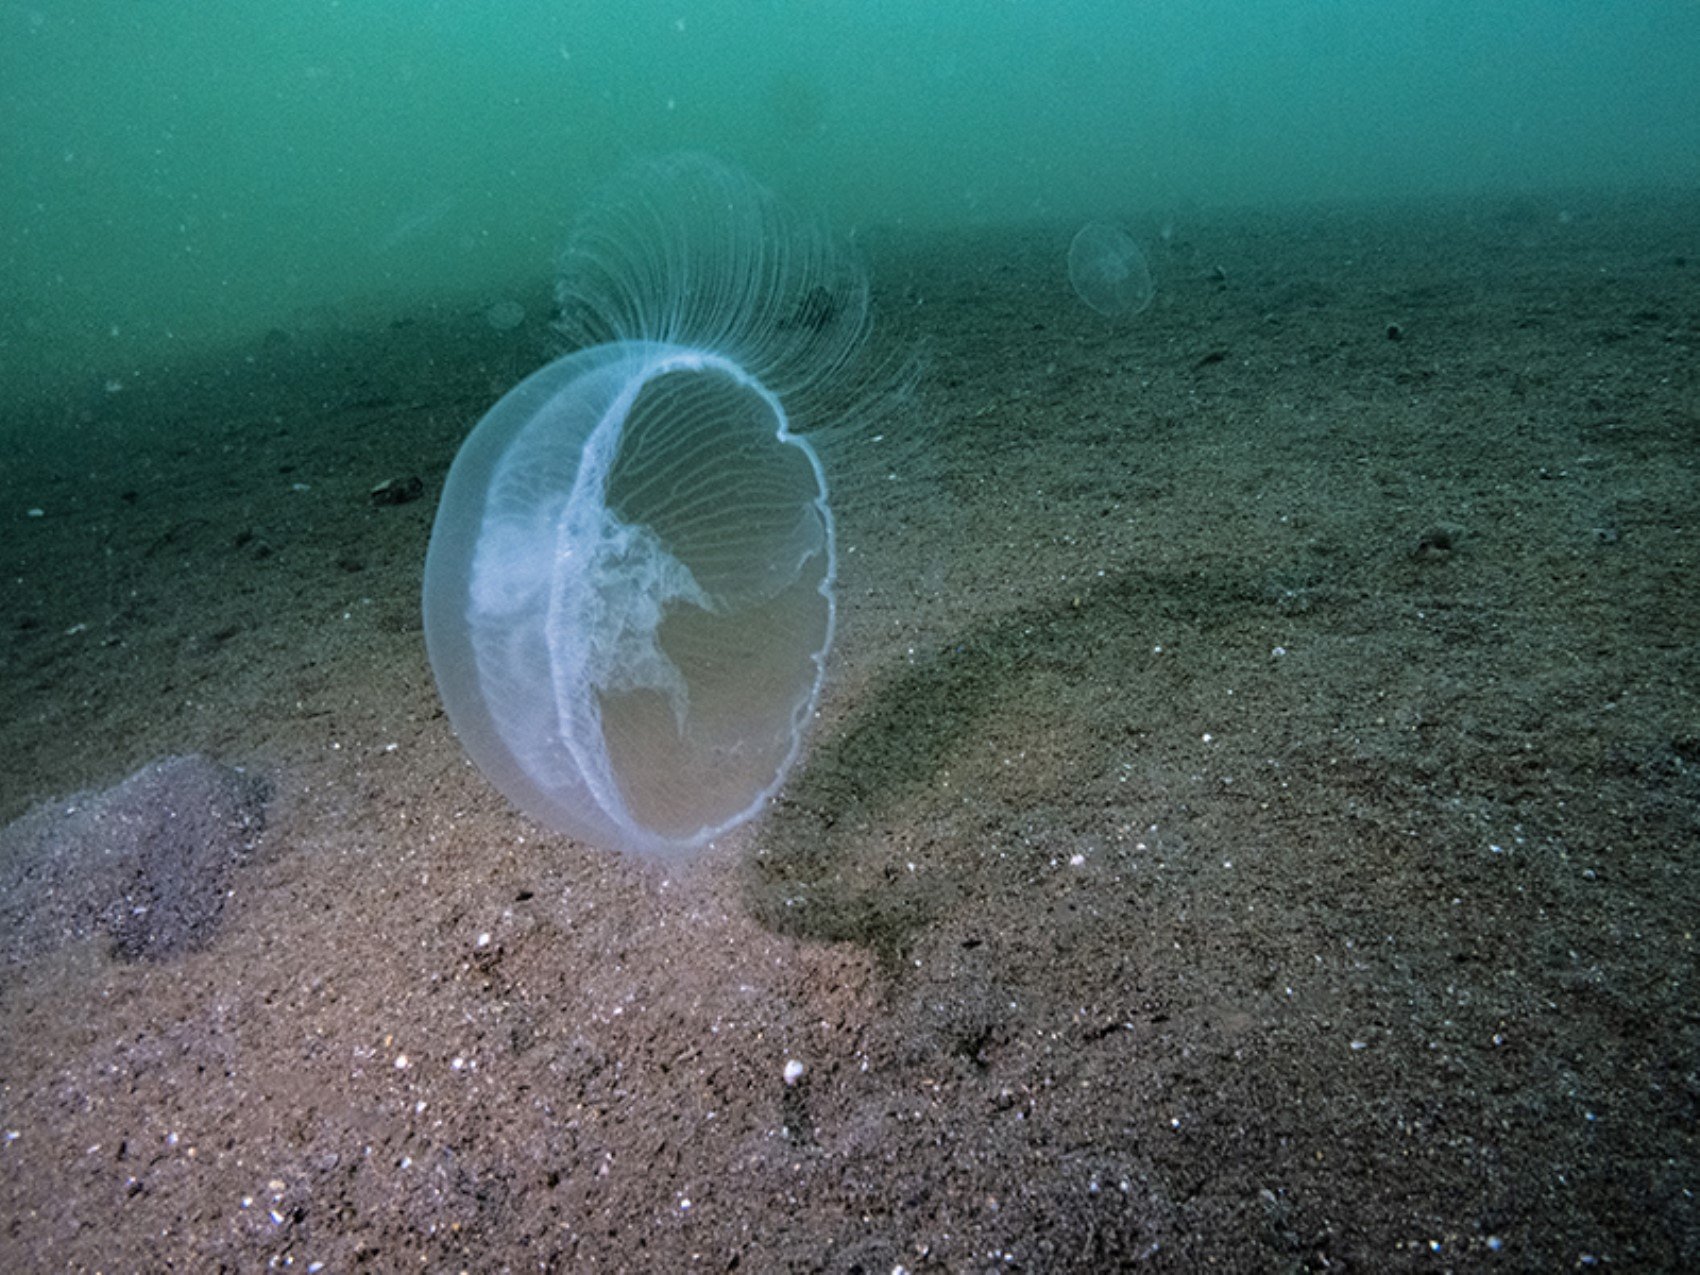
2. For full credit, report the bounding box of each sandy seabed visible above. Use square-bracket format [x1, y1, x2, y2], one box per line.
[2, 189, 1697, 1272]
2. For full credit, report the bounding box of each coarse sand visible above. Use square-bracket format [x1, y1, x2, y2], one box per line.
[1, 189, 1697, 1271]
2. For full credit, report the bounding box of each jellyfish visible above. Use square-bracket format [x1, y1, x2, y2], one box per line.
[422, 155, 880, 857]
[1067, 222, 1154, 318]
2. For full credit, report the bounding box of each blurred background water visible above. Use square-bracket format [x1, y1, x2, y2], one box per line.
[3, 0, 1697, 393]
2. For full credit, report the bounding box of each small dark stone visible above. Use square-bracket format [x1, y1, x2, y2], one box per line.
[369, 475, 424, 507]
[784, 284, 840, 333]
[1412, 522, 1465, 561]
[1386, 323, 1404, 341]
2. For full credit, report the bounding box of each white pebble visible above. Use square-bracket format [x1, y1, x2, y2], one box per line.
[783, 1059, 806, 1086]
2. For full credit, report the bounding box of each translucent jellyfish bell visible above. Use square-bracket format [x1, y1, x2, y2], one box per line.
[423, 156, 874, 857]
[1067, 222, 1154, 318]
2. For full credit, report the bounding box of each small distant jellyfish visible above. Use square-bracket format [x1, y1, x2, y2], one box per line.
[484, 299, 526, 331]
[1067, 222, 1154, 319]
